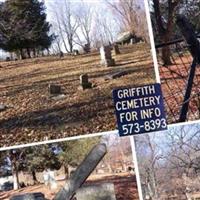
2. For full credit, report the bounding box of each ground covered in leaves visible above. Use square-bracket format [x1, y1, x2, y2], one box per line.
[0, 43, 155, 147]
[0, 174, 139, 200]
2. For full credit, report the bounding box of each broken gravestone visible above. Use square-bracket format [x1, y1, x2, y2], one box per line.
[112, 44, 120, 55]
[10, 193, 45, 200]
[74, 183, 116, 200]
[100, 46, 115, 67]
[49, 84, 61, 95]
[79, 74, 92, 90]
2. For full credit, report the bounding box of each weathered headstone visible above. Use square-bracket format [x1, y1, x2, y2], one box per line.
[79, 74, 92, 90]
[54, 143, 107, 200]
[100, 46, 115, 67]
[0, 104, 7, 112]
[10, 193, 45, 200]
[130, 38, 135, 45]
[83, 43, 90, 53]
[75, 183, 116, 200]
[49, 84, 61, 95]
[112, 44, 120, 55]
[73, 50, 79, 56]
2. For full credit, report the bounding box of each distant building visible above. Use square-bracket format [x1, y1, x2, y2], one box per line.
[116, 31, 143, 45]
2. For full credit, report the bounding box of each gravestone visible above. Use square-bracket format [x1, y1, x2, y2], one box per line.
[130, 38, 135, 45]
[83, 43, 90, 53]
[75, 183, 116, 200]
[10, 193, 45, 200]
[100, 46, 115, 67]
[49, 84, 61, 95]
[54, 143, 107, 200]
[49, 170, 57, 190]
[0, 104, 7, 112]
[79, 74, 92, 90]
[73, 50, 79, 56]
[113, 44, 120, 55]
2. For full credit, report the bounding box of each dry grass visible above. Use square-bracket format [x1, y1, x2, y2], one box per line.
[0, 43, 155, 147]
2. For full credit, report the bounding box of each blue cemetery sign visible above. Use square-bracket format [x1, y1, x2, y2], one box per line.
[113, 83, 167, 136]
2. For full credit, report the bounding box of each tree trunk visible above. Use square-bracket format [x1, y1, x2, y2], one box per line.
[69, 42, 73, 53]
[32, 48, 36, 57]
[26, 48, 31, 58]
[106, 163, 113, 173]
[64, 165, 69, 179]
[161, 45, 172, 66]
[31, 170, 38, 184]
[19, 49, 25, 60]
[12, 163, 20, 190]
[160, 32, 172, 66]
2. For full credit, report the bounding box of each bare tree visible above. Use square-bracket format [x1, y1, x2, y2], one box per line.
[106, 0, 151, 43]
[50, 0, 79, 53]
[73, 2, 93, 51]
[151, 0, 180, 65]
[106, 0, 138, 33]
[136, 124, 200, 199]
[91, 10, 118, 47]
[135, 134, 164, 199]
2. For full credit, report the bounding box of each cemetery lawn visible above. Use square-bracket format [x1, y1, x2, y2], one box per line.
[0, 174, 139, 200]
[0, 43, 155, 147]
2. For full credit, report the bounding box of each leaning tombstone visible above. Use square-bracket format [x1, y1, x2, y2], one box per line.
[79, 74, 92, 90]
[112, 44, 120, 55]
[100, 46, 115, 67]
[54, 143, 107, 200]
[49, 84, 61, 95]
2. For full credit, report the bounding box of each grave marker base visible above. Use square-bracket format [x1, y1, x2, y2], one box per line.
[75, 183, 116, 200]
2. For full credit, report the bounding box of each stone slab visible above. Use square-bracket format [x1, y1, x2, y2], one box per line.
[10, 193, 45, 200]
[75, 183, 116, 200]
[105, 70, 129, 80]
